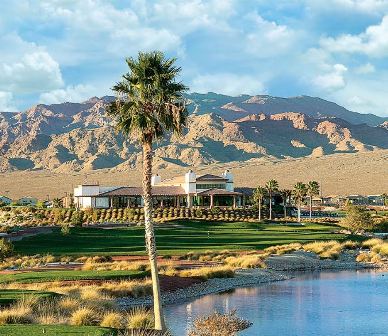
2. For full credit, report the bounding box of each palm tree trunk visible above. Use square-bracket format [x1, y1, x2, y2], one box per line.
[269, 192, 272, 220]
[142, 140, 165, 331]
[298, 200, 301, 222]
[258, 200, 262, 221]
[309, 196, 312, 219]
[284, 201, 287, 219]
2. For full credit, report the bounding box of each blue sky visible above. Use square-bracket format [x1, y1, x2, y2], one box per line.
[1, 0, 388, 117]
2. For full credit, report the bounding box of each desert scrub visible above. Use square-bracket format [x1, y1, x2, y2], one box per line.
[341, 240, 359, 249]
[356, 252, 382, 263]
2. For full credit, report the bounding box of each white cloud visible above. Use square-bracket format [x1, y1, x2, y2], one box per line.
[320, 15, 388, 57]
[355, 62, 376, 74]
[244, 12, 296, 57]
[308, 0, 388, 14]
[39, 84, 95, 104]
[0, 92, 17, 111]
[0, 51, 63, 93]
[191, 73, 265, 96]
[313, 63, 348, 91]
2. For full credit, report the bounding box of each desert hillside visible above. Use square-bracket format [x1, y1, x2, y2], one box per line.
[0, 94, 387, 174]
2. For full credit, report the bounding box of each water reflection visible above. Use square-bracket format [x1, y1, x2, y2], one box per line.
[164, 270, 388, 336]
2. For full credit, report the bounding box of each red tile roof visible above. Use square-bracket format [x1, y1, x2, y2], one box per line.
[196, 174, 228, 181]
[97, 186, 186, 197]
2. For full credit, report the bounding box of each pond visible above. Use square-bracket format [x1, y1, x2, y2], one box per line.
[164, 270, 388, 336]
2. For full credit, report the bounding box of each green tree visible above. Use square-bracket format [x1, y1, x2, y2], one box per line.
[340, 204, 374, 233]
[265, 179, 279, 221]
[293, 182, 307, 222]
[71, 210, 84, 227]
[280, 189, 292, 219]
[108, 51, 187, 330]
[306, 181, 320, 219]
[0, 238, 14, 260]
[253, 186, 267, 221]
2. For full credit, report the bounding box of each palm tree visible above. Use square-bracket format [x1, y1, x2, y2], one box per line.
[293, 182, 307, 222]
[265, 179, 279, 220]
[52, 198, 63, 208]
[253, 186, 267, 221]
[108, 51, 187, 330]
[307, 181, 320, 219]
[381, 193, 388, 207]
[280, 189, 292, 219]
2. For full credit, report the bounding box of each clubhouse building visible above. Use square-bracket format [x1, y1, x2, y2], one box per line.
[74, 170, 250, 209]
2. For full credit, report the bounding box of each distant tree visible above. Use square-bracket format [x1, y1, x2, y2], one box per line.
[265, 179, 279, 221]
[36, 200, 47, 208]
[381, 193, 388, 207]
[52, 198, 63, 208]
[307, 181, 320, 219]
[293, 182, 307, 222]
[0, 238, 14, 260]
[340, 205, 374, 233]
[253, 186, 267, 221]
[60, 223, 70, 235]
[108, 51, 187, 330]
[280, 189, 292, 219]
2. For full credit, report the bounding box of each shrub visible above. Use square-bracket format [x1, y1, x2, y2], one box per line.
[71, 211, 84, 226]
[189, 310, 252, 336]
[303, 241, 343, 259]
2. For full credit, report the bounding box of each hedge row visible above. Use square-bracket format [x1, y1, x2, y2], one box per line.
[0, 207, 261, 226]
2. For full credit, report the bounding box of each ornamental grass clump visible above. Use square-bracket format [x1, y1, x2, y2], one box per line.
[70, 307, 98, 326]
[224, 254, 267, 269]
[362, 238, 384, 248]
[100, 311, 124, 328]
[264, 243, 302, 255]
[189, 310, 252, 336]
[179, 266, 235, 279]
[303, 241, 343, 259]
[126, 307, 153, 329]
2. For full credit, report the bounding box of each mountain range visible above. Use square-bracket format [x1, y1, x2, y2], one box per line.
[0, 93, 387, 173]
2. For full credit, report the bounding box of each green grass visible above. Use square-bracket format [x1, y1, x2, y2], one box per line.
[13, 220, 353, 256]
[0, 270, 148, 284]
[0, 289, 59, 305]
[0, 325, 117, 336]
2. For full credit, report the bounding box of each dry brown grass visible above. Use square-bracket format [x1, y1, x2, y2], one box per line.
[303, 241, 343, 259]
[362, 238, 384, 248]
[70, 307, 98, 326]
[224, 254, 267, 269]
[100, 311, 124, 329]
[126, 307, 153, 329]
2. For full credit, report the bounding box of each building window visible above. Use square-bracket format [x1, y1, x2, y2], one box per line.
[197, 183, 226, 190]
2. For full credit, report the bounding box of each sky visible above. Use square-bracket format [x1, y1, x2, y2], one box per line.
[1, 0, 388, 117]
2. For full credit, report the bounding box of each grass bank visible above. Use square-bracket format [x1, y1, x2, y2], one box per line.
[0, 325, 116, 335]
[0, 270, 147, 284]
[13, 220, 350, 256]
